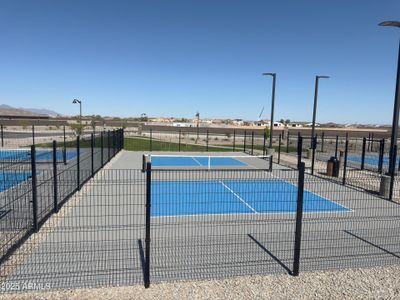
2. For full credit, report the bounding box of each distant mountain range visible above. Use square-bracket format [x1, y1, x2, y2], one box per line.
[0, 104, 60, 117]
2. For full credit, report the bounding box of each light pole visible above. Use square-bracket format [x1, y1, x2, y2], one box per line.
[379, 21, 400, 177]
[72, 98, 82, 127]
[262, 73, 276, 148]
[311, 75, 329, 148]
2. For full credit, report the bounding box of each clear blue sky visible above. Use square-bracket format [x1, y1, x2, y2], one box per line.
[0, 0, 399, 124]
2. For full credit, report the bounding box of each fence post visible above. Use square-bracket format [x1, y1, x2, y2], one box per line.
[91, 133, 94, 177]
[321, 132, 325, 152]
[286, 131, 290, 153]
[278, 133, 281, 164]
[206, 130, 209, 152]
[108, 130, 111, 161]
[233, 130, 236, 152]
[31, 145, 38, 233]
[251, 131, 254, 155]
[150, 128, 153, 152]
[297, 135, 303, 170]
[378, 139, 384, 174]
[389, 145, 397, 201]
[361, 137, 366, 170]
[243, 131, 247, 153]
[101, 131, 104, 168]
[1, 124, 3, 147]
[52, 140, 58, 213]
[311, 135, 317, 175]
[63, 125, 67, 164]
[371, 133, 375, 152]
[77, 135, 80, 191]
[144, 162, 152, 288]
[32, 125, 35, 145]
[292, 162, 305, 276]
[342, 135, 349, 185]
[263, 130, 266, 155]
[334, 135, 339, 158]
[178, 130, 181, 152]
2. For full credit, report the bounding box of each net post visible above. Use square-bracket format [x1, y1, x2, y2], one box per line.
[378, 139, 384, 174]
[361, 137, 366, 170]
[1, 124, 4, 147]
[101, 131, 104, 167]
[342, 134, 349, 185]
[31, 145, 38, 233]
[233, 130, 236, 152]
[144, 162, 152, 288]
[292, 162, 305, 276]
[91, 133, 94, 177]
[334, 135, 338, 158]
[278, 133, 281, 164]
[243, 131, 247, 153]
[32, 125, 35, 145]
[297, 135, 303, 170]
[206, 130, 209, 152]
[389, 145, 397, 201]
[286, 131, 290, 153]
[251, 131, 254, 155]
[52, 140, 58, 213]
[77, 135, 81, 191]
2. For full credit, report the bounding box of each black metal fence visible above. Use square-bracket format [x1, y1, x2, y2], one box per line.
[0, 129, 124, 272]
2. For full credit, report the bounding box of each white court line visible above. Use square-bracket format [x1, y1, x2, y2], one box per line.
[191, 156, 202, 166]
[218, 180, 258, 214]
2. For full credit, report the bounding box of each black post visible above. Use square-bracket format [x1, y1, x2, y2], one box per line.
[292, 162, 305, 276]
[342, 135, 349, 185]
[31, 145, 38, 233]
[389, 145, 397, 201]
[108, 130, 111, 161]
[367, 133, 371, 152]
[101, 131, 104, 167]
[1, 124, 3, 147]
[321, 132, 325, 152]
[91, 133, 94, 177]
[334, 135, 339, 158]
[361, 137, 366, 170]
[297, 135, 303, 170]
[144, 162, 152, 288]
[371, 133, 374, 152]
[150, 128, 153, 152]
[243, 131, 247, 153]
[378, 139, 385, 174]
[178, 130, 181, 152]
[311, 135, 317, 175]
[52, 141, 58, 213]
[286, 131, 290, 153]
[63, 125, 67, 164]
[278, 133, 281, 164]
[263, 130, 266, 155]
[206, 130, 209, 152]
[32, 125, 35, 145]
[251, 131, 254, 155]
[77, 136, 80, 191]
[233, 130, 236, 152]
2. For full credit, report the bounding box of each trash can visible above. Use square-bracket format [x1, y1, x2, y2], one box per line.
[327, 156, 339, 177]
[379, 175, 391, 198]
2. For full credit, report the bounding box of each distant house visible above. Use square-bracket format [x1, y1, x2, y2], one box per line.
[305, 122, 320, 127]
[289, 123, 303, 128]
[232, 119, 244, 126]
[172, 122, 196, 127]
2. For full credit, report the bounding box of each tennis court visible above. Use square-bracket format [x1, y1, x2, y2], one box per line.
[0, 149, 77, 162]
[347, 154, 400, 167]
[0, 171, 31, 193]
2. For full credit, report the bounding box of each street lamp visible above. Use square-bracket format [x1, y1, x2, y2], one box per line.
[262, 73, 276, 148]
[72, 98, 82, 126]
[311, 75, 329, 148]
[379, 21, 400, 177]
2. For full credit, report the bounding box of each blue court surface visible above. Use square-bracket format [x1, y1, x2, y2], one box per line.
[347, 154, 400, 167]
[151, 179, 349, 216]
[0, 171, 31, 193]
[0, 149, 77, 162]
[151, 156, 247, 167]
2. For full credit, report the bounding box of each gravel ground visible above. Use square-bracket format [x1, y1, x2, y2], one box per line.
[1, 265, 400, 300]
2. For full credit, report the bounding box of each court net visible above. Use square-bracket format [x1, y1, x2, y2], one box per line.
[142, 154, 273, 171]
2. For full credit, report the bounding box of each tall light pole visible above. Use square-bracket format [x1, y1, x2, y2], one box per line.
[311, 75, 329, 148]
[262, 73, 276, 148]
[72, 98, 82, 126]
[379, 21, 400, 177]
